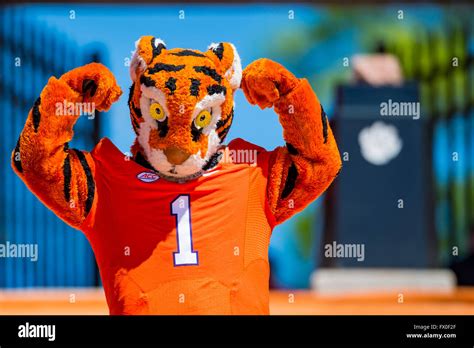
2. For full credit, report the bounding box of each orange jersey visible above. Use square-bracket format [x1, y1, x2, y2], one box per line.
[81, 137, 277, 314]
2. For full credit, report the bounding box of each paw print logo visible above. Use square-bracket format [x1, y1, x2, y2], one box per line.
[358, 121, 402, 165]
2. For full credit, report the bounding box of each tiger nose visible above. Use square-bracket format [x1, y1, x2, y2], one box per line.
[164, 147, 191, 165]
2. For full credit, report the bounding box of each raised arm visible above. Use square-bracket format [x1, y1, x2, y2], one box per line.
[11, 63, 121, 228]
[241, 59, 341, 224]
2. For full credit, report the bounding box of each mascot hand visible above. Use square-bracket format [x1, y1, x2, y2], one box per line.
[241, 58, 299, 109]
[59, 62, 122, 111]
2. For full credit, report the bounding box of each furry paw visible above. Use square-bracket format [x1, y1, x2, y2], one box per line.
[60, 62, 122, 111]
[241, 58, 298, 109]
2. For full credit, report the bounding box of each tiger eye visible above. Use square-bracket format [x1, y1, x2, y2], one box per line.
[150, 102, 166, 121]
[194, 110, 212, 129]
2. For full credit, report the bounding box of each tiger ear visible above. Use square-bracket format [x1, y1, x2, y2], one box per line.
[206, 42, 242, 91]
[130, 36, 166, 81]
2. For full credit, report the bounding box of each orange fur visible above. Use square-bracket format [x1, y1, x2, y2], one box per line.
[241, 58, 342, 224]
[12, 63, 121, 227]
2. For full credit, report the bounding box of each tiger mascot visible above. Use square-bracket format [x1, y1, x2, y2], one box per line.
[12, 36, 341, 314]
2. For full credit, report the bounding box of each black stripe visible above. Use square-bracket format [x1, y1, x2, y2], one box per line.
[72, 149, 95, 216]
[190, 78, 201, 96]
[13, 138, 22, 173]
[207, 84, 226, 96]
[191, 122, 202, 142]
[211, 43, 224, 60]
[194, 66, 222, 83]
[63, 153, 72, 203]
[165, 77, 177, 95]
[128, 84, 142, 118]
[132, 105, 142, 118]
[217, 109, 234, 140]
[321, 105, 328, 144]
[135, 151, 155, 171]
[151, 38, 166, 59]
[171, 50, 205, 58]
[286, 143, 299, 155]
[128, 83, 135, 105]
[140, 75, 156, 87]
[32, 97, 41, 132]
[148, 63, 185, 74]
[82, 79, 97, 97]
[157, 118, 169, 138]
[134, 106, 142, 118]
[217, 124, 231, 140]
[281, 162, 298, 199]
[202, 151, 223, 171]
[216, 108, 233, 129]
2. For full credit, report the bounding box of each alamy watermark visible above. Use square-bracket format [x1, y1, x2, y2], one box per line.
[380, 99, 420, 120]
[0, 241, 38, 262]
[219, 148, 258, 166]
[55, 100, 96, 119]
[324, 241, 365, 262]
[18, 322, 55, 341]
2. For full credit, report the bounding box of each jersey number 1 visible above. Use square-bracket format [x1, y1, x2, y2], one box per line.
[171, 195, 198, 266]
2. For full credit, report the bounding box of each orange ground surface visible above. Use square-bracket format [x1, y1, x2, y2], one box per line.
[1, 288, 474, 315]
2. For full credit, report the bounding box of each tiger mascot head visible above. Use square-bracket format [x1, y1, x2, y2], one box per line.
[128, 36, 242, 182]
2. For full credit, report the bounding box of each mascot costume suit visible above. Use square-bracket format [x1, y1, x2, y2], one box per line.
[12, 36, 341, 314]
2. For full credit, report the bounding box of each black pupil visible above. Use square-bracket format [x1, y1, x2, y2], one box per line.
[155, 108, 161, 114]
[200, 115, 206, 121]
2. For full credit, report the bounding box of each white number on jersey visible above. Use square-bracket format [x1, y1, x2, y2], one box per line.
[171, 195, 198, 266]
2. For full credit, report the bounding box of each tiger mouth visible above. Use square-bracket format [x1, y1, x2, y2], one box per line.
[148, 149, 223, 183]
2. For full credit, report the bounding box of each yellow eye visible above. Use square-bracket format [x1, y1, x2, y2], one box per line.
[150, 102, 166, 121]
[194, 110, 212, 129]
